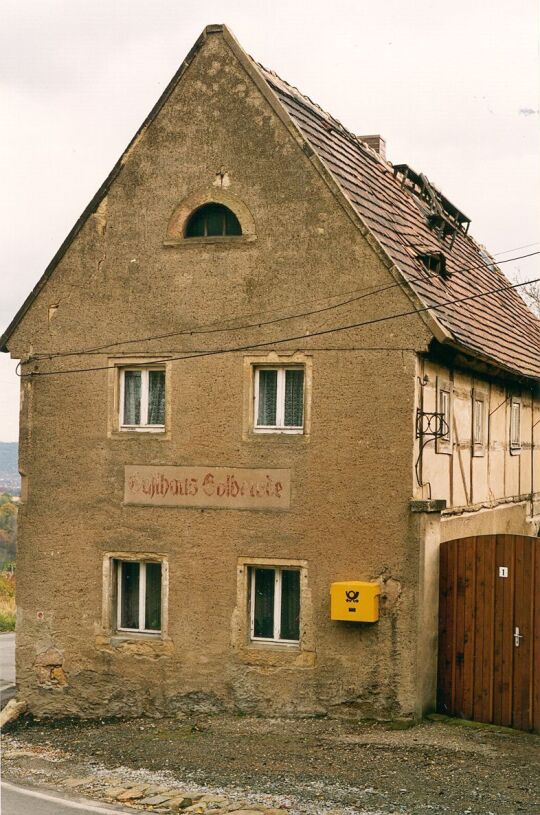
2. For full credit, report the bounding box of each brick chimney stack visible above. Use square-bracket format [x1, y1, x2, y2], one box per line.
[359, 135, 386, 159]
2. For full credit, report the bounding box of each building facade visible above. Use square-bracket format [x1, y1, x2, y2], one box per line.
[2, 25, 539, 721]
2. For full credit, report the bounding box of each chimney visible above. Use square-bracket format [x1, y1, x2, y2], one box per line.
[359, 134, 386, 159]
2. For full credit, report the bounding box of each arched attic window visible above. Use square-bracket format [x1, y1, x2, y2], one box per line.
[184, 203, 242, 238]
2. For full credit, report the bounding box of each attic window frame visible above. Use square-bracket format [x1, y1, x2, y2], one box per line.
[417, 251, 448, 279]
[184, 203, 242, 239]
[164, 191, 256, 248]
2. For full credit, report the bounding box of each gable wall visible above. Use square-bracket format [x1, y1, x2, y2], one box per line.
[11, 31, 436, 719]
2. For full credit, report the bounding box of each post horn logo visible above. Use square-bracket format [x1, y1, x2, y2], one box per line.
[345, 590, 360, 603]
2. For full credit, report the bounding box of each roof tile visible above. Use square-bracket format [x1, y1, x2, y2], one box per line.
[258, 63, 540, 380]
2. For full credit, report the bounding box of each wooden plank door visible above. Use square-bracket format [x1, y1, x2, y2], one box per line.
[437, 534, 539, 732]
[511, 536, 535, 731]
[492, 535, 514, 727]
[472, 535, 495, 723]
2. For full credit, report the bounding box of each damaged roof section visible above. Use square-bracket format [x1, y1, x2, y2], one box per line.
[392, 164, 471, 248]
[257, 63, 540, 381]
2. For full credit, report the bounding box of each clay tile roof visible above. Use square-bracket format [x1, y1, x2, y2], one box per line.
[257, 62, 540, 381]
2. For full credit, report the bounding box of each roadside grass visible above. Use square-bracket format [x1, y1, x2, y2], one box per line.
[0, 572, 16, 631]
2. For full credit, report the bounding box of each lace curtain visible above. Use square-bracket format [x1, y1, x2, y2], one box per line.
[257, 370, 277, 426]
[123, 370, 164, 426]
[148, 370, 165, 425]
[123, 372, 141, 425]
[284, 370, 304, 427]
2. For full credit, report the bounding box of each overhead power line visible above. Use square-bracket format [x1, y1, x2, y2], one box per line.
[492, 241, 540, 256]
[32, 249, 540, 361]
[19, 273, 540, 379]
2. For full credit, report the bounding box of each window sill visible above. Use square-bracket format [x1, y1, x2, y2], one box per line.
[110, 429, 170, 440]
[120, 426, 165, 433]
[95, 632, 174, 658]
[246, 431, 309, 444]
[163, 235, 256, 248]
[250, 638, 300, 648]
[253, 428, 304, 435]
[234, 641, 315, 668]
[510, 446, 522, 456]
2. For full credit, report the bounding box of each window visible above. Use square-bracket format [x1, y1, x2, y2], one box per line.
[185, 203, 242, 238]
[510, 398, 521, 451]
[473, 399, 483, 444]
[417, 251, 448, 278]
[249, 566, 300, 644]
[472, 390, 486, 455]
[120, 368, 165, 430]
[115, 560, 162, 633]
[436, 378, 452, 453]
[439, 390, 451, 441]
[254, 367, 304, 432]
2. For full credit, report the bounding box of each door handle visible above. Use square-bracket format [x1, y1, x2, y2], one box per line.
[514, 626, 524, 647]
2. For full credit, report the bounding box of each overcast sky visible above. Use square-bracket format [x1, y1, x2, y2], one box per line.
[1, 0, 539, 442]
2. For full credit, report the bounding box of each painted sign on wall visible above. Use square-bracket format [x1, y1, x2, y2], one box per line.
[124, 465, 291, 510]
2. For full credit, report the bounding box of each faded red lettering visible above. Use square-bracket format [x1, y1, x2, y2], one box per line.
[202, 473, 214, 496]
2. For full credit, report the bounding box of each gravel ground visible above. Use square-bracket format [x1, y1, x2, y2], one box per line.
[2, 713, 539, 815]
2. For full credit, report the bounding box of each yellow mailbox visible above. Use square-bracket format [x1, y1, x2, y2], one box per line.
[330, 581, 380, 622]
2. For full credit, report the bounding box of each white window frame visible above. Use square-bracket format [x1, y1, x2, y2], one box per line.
[249, 566, 300, 645]
[435, 377, 453, 454]
[253, 366, 304, 434]
[119, 367, 165, 432]
[510, 398, 521, 453]
[440, 391, 451, 440]
[472, 389, 486, 456]
[116, 560, 162, 634]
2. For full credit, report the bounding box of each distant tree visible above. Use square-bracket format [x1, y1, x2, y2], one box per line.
[0, 496, 17, 567]
[514, 275, 540, 318]
[0, 501, 16, 534]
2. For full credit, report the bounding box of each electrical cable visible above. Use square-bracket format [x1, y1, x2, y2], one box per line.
[18, 273, 540, 379]
[31, 249, 540, 361]
[492, 241, 540, 256]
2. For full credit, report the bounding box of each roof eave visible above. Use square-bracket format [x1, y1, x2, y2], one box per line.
[429, 337, 540, 387]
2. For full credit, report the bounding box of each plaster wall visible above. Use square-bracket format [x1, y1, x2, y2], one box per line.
[416, 358, 539, 531]
[9, 31, 434, 720]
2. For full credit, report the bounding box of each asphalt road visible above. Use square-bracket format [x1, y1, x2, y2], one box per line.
[0, 632, 15, 683]
[1, 782, 137, 815]
[0, 631, 16, 705]
[0, 635, 135, 815]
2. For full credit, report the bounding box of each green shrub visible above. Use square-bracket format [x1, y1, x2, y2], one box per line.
[0, 610, 15, 631]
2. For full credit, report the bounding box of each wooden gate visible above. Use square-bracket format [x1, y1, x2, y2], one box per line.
[437, 534, 539, 732]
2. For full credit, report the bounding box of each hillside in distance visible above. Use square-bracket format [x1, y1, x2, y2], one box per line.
[0, 442, 19, 495]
